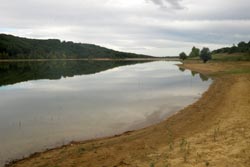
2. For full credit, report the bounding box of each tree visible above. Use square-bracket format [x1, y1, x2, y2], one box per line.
[237, 41, 246, 48]
[179, 52, 187, 60]
[0, 34, 151, 59]
[200, 47, 211, 63]
[189, 46, 200, 57]
[229, 45, 238, 53]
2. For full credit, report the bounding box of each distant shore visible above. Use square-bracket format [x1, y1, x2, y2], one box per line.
[0, 57, 179, 62]
[7, 60, 250, 167]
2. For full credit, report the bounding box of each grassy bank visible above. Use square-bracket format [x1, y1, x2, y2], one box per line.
[7, 61, 250, 167]
[212, 53, 250, 61]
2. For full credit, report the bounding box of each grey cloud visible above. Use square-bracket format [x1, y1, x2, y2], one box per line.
[0, 0, 250, 56]
[146, 0, 184, 9]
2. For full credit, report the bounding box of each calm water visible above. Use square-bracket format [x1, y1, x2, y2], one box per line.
[0, 61, 211, 166]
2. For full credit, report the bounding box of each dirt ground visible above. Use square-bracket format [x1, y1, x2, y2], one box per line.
[7, 61, 250, 167]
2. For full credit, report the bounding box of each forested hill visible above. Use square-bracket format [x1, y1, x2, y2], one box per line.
[0, 34, 151, 59]
[212, 41, 250, 54]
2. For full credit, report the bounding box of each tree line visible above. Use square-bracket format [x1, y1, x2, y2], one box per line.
[179, 47, 211, 63]
[0, 34, 151, 59]
[179, 41, 250, 63]
[212, 41, 250, 54]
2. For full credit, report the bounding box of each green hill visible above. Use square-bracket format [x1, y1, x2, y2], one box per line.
[212, 41, 250, 54]
[0, 34, 151, 59]
[212, 41, 250, 61]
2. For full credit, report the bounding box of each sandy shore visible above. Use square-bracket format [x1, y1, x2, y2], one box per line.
[7, 61, 250, 167]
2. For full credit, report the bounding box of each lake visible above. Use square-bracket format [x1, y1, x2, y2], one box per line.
[0, 60, 211, 166]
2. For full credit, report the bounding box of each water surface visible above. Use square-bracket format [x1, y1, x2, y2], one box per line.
[0, 61, 211, 166]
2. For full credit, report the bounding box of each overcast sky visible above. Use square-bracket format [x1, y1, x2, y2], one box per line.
[0, 0, 249, 56]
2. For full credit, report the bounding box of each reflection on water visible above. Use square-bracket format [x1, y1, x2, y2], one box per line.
[0, 61, 211, 166]
[179, 67, 209, 82]
[178, 67, 186, 72]
[191, 71, 198, 76]
[0, 60, 145, 87]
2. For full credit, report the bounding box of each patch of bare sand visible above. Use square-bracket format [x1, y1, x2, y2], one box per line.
[7, 61, 250, 167]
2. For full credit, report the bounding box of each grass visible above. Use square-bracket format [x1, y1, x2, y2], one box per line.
[164, 162, 171, 167]
[225, 68, 250, 74]
[213, 127, 220, 142]
[179, 138, 190, 162]
[150, 162, 155, 167]
[166, 127, 174, 151]
[77, 147, 85, 154]
[180, 138, 188, 151]
[212, 53, 250, 61]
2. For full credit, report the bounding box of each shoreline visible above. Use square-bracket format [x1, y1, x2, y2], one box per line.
[0, 58, 179, 62]
[6, 61, 250, 167]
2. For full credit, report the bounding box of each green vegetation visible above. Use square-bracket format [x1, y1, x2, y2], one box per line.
[225, 68, 250, 74]
[213, 127, 220, 142]
[166, 127, 174, 151]
[212, 53, 250, 61]
[0, 34, 151, 59]
[212, 41, 250, 61]
[180, 41, 250, 62]
[200, 47, 212, 63]
[77, 147, 86, 154]
[179, 138, 190, 163]
[189, 46, 200, 58]
[150, 163, 155, 167]
[212, 41, 250, 54]
[179, 47, 212, 63]
[179, 52, 187, 60]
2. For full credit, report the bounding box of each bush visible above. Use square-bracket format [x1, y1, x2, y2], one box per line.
[179, 52, 187, 60]
[200, 47, 211, 63]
